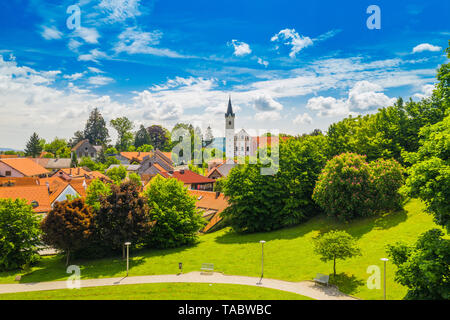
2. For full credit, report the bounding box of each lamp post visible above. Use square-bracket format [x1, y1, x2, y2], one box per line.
[380, 258, 388, 300]
[257, 240, 266, 285]
[125, 242, 131, 277]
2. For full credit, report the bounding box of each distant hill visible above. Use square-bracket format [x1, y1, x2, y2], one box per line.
[0, 147, 20, 152]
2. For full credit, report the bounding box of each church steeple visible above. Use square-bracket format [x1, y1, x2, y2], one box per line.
[225, 96, 235, 117]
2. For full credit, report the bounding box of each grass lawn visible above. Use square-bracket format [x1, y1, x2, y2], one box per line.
[0, 283, 311, 300]
[0, 199, 443, 300]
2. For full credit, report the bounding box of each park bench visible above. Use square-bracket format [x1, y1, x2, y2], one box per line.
[313, 273, 330, 286]
[201, 263, 214, 274]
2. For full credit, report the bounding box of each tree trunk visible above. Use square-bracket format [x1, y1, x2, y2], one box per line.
[66, 249, 70, 267]
[333, 256, 336, 278]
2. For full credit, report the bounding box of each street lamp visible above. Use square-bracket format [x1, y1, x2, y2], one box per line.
[380, 258, 388, 300]
[125, 242, 131, 277]
[257, 240, 266, 285]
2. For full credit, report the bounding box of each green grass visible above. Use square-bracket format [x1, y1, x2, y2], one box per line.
[0, 283, 310, 300]
[0, 199, 443, 300]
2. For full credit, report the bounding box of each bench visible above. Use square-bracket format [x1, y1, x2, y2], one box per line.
[201, 263, 214, 274]
[313, 273, 330, 286]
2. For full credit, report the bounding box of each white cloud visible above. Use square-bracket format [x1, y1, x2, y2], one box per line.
[293, 113, 312, 125]
[99, 0, 142, 22]
[87, 67, 105, 74]
[412, 43, 442, 53]
[133, 90, 183, 121]
[88, 75, 115, 86]
[78, 49, 108, 63]
[271, 28, 313, 57]
[252, 94, 283, 111]
[306, 80, 396, 117]
[63, 72, 85, 81]
[228, 40, 251, 57]
[41, 26, 63, 40]
[257, 57, 269, 67]
[413, 84, 435, 99]
[254, 111, 281, 121]
[68, 39, 82, 51]
[73, 27, 100, 44]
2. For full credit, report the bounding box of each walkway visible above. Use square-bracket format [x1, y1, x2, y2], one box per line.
[0, 272, 357, 300]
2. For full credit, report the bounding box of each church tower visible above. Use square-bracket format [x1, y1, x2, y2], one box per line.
[225, 96, 235, 163]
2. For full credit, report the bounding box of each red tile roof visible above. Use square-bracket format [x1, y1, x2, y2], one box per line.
[188, 190, 229, 233]
[160, 169, 215, 184]
[0, 185, 51, 213]
[0, 158, 49, 176]
[120, 152, 152, 162]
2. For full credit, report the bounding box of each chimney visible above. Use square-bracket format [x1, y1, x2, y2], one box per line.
[82, 179, 87, 190]
[46, 181, 50, 194]
[180, 169, 184, 174]
[69, 168, 72, 175]
[77, 167, 80, 175]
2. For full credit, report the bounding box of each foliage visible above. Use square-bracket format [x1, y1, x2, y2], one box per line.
[143, 176, 204, 248]
[387, 229, 450, 300]
[136, 144, 153, 152]
[83, 108, 109, 145]
[85, 179, 111, 211]
[110, 117, 134, 151]
[41, 198, 94, 265]
[128, 172, 142, 186]
[94, 181, 152, 252]
[79, 157, 101, 171]
[44, 137, 69, 158]
[213, 177, 226, 192]
[402, 114, 450, 231]
[313, 230, 361, 277]
[0, 199, 41, 271]
[68, 130, 85, 148]
[70, 152, 78, 168]
[134, 125, 151, 148]
[24, 132, 43, 157]
[105, 165, 127, 184]
[313, 153, 404, 221]
[105, 147, 118, 155]
[148, 125, 171, 151]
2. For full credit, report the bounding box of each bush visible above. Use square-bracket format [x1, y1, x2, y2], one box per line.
[143, 176, 204, 248]
[85, 179, 111, 211]
[41, 198, 94, 265]
[105, 165, 127, 184]
[0, 199, 41, 271]
[313, 153, 405, 221]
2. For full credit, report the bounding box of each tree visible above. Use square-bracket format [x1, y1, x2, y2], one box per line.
[148, 125, 171, 150]
[143, 176, 204, 248]
[136, 144, 153, 152]
[68, 130, 85, 148]
[134, 125, 151, 148]
[24, 132, 43, 157]
[41, 198, 94, 265]
[105, 165, 127, 184]
[95, 181, 152, 255]
[110, 117, 134, 151]
[0, 199, 41, 271]
[313, 153, 404, 221]
[84, 108, 109, 145]
[313, 230, 362, 277]
[128, 173, 142, 186]
[44, 137, 68, 157]
[105, 147, 118, 155]
[85, 179, 111, 212]
[387, 229, 450, 300]
[402, 114, 450, 231]
[71, 152, 78, 168]
[204, 126, 214, 147]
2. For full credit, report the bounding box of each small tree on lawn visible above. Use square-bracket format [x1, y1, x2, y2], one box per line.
[313, 230, 362, 278]
[143, 175, 205, 248]
[0, 199, 41, 271]
[95, 181, 152, 257]
[41, 198, 94, 266]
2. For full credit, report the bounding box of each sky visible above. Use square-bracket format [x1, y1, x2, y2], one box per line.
[0, 0, 449, 149]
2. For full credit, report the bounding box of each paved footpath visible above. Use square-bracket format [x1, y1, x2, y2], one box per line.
[0, 272, 357, 300]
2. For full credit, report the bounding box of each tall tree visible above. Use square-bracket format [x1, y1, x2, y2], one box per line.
[84, 108, 109, 145]
[204, 126, 214, 147]
[24, 132, 43, 157]
[69, 130, 85, 148]
[110, 117, 134, 151]
[147, 125, 170, 150]
[134, 125, 151, 148]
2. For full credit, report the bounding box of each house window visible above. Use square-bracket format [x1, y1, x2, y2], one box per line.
[91, 153, 94, 157]
[246, 146, 249, 151]
[5, 171, 11, 176]
[229, 121, 231, 125]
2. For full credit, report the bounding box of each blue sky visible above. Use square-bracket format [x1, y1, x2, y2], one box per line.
[0, 0, 449, 149]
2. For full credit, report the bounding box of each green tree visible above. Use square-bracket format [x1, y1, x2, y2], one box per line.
[313, 230, 362, 277]
[44, 137, 68, 157]
[143, 176, 204, 248]
[105, 165, 127, 184]
[134, 125, 151, 148]
[128, 172, 142, 186]
[68, 130, 85, 148]
[95, 181, 152, 255]
[110, 117, 134, 151]
[136, 144, 153, 152]
[387, 229, 450, 300]
[41, 198, 94, 265]
[85, 179, 111, 212]
[0, 199, 41, 271]
[24, 132, 43, 157]
[148, 125, 171, 150]
[84, 108, 109, 145]
[402, 114, 450, 231]
[70, 152, 78, 168]
[204, 125, 214, 147]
